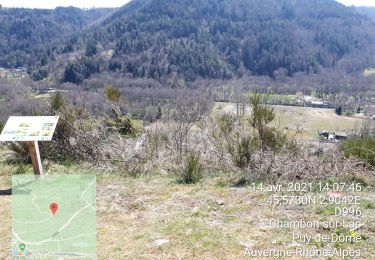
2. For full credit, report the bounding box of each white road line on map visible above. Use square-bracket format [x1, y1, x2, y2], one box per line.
[13, 231, 26, 235]
[57, 204, 92, 233]
[31, 252, 96, 258]
[16, 187, 49, 216]
[12, 228, 52, 245]
[13, 217, 51, 224]
[80, 181, 96, 210]
[57, 239, 61, 260]
[81, 180, 95, 199]
[12, 190, 50, 223]
[12, 178, 96, 253]
[53, 233, 96, 242]
[12, 203, 93, 245]
[31, 192, 49, 215]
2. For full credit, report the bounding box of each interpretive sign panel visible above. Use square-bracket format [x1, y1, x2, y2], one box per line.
[0, 116, 59, 142]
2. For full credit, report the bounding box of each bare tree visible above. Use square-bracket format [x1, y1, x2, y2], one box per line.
[164, 98, 208, 162]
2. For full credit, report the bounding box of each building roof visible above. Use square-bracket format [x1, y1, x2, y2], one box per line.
[335, 132, 348, 137]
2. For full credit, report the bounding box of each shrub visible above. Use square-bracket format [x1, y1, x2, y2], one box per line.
[8, 142, 31, 163]
[228, 134, 254, 168]
[342, 137, 375, 167]
[156, 106, 162, 120]
[335, 106, 343, 116]
[29, 94, 105, 163]
[144, 106, 158, 122]
[50, 92, 64, 111]
[262, 127, 294, 153]
[216, 113, 235, 135]
[31, 68, 48, 81]
[105, 105, 135, 136]
[145, 128, 169, 160]
[104, 85, 121, 103]
[179, 152, 203, 184]
[248, 93, 275, 151]
[40, 106, 101, 162]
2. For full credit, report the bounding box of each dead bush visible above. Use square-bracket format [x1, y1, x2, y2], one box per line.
[7, 142, 31, 164]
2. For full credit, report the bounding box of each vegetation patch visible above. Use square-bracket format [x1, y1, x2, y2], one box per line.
[342, 137, 375, 167]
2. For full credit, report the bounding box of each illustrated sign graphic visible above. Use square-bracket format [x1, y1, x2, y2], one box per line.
[0, 116, 59, 142]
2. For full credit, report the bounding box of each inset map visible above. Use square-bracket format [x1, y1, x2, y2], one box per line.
[12, 175, 96, 259]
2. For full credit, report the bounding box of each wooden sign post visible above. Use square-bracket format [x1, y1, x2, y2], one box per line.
[27, 141, 43, 175]
[0, 116, 59, 176]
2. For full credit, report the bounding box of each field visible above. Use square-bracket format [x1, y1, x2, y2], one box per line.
[273, 106, 365, 138]
[1, 0, 375, 258]
[0, 103, 373, 259]
[363, 68, 375, 77]
[1, 146, 375, 259]
[217, 103, 365, 139]
[243, 93, 296, 102]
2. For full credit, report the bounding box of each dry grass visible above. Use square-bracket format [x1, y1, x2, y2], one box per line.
[95, 174, 375, 259]
[273, 106, 363, 135]
[215, 103, 364, 139]
[0, 138, 374, 260]
[1, 164, 374, 259]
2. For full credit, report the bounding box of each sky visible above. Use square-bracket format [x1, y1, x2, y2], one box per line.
[0, 0, 130, 9]
[336, 0, 375, 6]
[0, 0, 374, 9]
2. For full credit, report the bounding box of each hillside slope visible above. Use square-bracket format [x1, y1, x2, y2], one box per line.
[0, 7, 115, 69]
[357, 7, 375, 21]
[60, 0, 375, 83]
[1, 0, 375, 84]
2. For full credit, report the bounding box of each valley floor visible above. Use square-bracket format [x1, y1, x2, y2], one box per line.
[216, 103, 365, 140]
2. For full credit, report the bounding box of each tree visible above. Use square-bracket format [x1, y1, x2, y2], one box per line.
[335, 106, 343, 116]
[156, 106, 162, 120]
[165, 98, 206, 162]
[85, 40, 97, 57]
[50, 92, 64, 111]
[63, 57, 99, 84]
[31, 68, 48, 81]
[179, 152, 203, 184]
[104, 85, 121, 103]
[249, 93, 275, 152]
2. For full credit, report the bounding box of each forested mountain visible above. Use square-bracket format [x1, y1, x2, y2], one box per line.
[1, 0, 375, 84]
[61, 0, 375, 83]
[357, 7, 375, 21]
[0, 7, 115, 68]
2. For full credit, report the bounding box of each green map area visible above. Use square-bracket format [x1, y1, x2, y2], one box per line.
[12, 175, 96, 259]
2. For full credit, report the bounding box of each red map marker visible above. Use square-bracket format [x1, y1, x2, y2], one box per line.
[50, 203, 59, 216]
